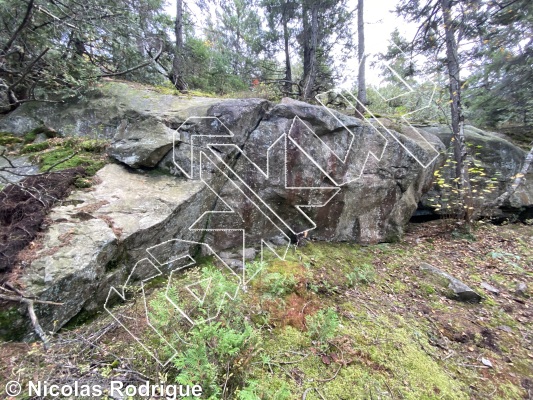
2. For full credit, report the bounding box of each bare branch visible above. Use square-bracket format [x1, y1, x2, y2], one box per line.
[27, 300, 50, 349]
[7, 47, 50, 91]
[97, 44, 162, 78]
[1, 0, 35, 55]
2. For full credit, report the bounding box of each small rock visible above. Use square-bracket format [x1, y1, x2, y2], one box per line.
[498, 325, 513, 333]
[34, 133, 48, 143]
[481, 357, 493, 368]
[238, 247, 257, 261]
[221, 258, 243, 271]
[419, 262, 482, 302]
[516, 282, 528, 297]
[219, 251, 237, 260]
[269, 235, 289, 246]
[481, 282, 500, 295]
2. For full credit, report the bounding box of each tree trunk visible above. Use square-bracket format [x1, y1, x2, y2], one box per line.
[440, 0, 473, 223]
[356, 0, 366, 117]
[302, 1, 318, 100]
[282, 7, 292, 94]
[171, 0, 187, 91]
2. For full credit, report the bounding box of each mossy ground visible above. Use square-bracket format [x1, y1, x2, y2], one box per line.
[2, 130, 110, 188]
[1, 222, 532, 399]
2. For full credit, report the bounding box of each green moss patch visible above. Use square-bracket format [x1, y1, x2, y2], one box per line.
[28, 138, 109, 177]
[24, 126, 58, 143]
[20, 141, 50, 153]
[0, 132, 23, 146]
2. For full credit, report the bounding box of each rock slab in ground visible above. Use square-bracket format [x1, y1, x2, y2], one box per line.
[420, 262, 482, 302]
[481, 282, 500, 295]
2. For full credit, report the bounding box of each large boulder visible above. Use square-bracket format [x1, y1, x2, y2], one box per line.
[188, 98, 444, 246]
[0, 82, 446, 339]
[415, 124, 533, 218]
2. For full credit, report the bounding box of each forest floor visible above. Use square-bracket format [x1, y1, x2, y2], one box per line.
[1, 220, 532, 400]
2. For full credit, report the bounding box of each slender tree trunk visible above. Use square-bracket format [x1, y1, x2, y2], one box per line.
[282, 9, 292, 94]
[356, 0, 366, 117]
[302, 1, 318, 100]
[171, 0, 187, 91]
[440, 0, 473, 223]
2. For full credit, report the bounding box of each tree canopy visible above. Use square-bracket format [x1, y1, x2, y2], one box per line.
[0, 0, 531, 131]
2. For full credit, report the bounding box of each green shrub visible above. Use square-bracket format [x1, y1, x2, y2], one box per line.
[173, 322, 255, 398]
[23, 131, 37, 144]
[148, 265, 257, 399]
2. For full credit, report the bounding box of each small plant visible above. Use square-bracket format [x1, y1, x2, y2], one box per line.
[74, 177, 93, 188]
[173, 322, 256, 398]
[305, 307, 339, 349]
[24, 130, 38, 144]
[420, 282, 436, 296]
[147, 265, 258, 399]
[236, 380, 291, 400]
[262, 272, 297, 297]
[346, 263, 376, 286]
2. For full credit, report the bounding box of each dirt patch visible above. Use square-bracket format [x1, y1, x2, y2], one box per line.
[0, 167, 85, 281]
[263, 292, 321, 330]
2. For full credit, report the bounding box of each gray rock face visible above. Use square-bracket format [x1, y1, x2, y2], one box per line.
[414, 124, 533, 218]
[11, 164, 207, 338]
[0, 81, 220, 138]
[0, 82, 446, 338]
[419, 262, 482, 302]
[0, 154, 40, 184]
[239, 248, 257, 260]
[168, 98, 444, 247]
[0, 79, 10, 114]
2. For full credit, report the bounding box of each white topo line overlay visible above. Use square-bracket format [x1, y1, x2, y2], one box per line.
[106, 63, 441, 366]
